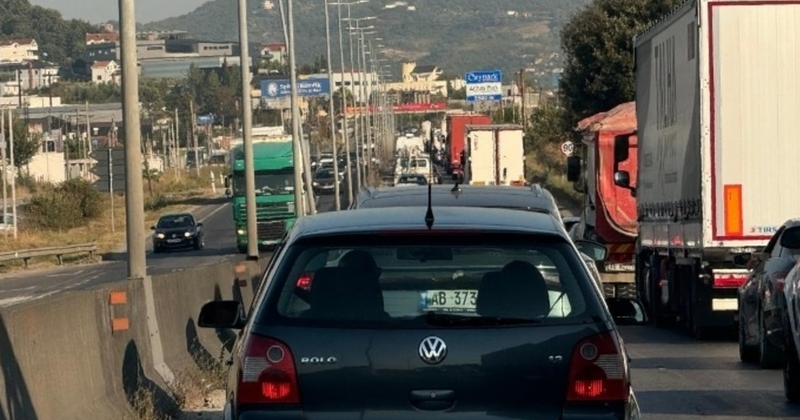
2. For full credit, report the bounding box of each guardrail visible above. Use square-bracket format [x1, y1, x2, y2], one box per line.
[0, 242, 98, 268]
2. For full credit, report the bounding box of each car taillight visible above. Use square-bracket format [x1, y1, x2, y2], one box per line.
[237, 335, 300, 404]
[775, 271, 788, 292]
[566, 332, 628, 402]
[295, 272, 313, 291]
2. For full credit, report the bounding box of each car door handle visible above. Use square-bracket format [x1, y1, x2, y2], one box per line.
[409, 390, 455, 411]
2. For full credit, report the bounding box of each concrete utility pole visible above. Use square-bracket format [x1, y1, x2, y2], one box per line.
[7, 109, 16, 239]
[237, 0, 259, 259]
[119, 0, 146, 278]
[190, 99, 200, 176]
[324, 0, 341, 210]
[1, 107, 7, 238]
[287, 0, 306, 217]
[335, 1, 354, 205]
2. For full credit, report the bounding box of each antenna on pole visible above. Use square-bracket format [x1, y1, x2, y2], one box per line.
[425, 123, 435, 229]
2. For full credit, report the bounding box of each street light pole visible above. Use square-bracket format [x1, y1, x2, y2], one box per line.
[237, 0, 258, 258]
[346, 17, 362, 193]
[323, 0, 341, 210]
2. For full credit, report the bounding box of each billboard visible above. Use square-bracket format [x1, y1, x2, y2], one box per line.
[465, 70, 503, 102]
[260, 78, 330, 98]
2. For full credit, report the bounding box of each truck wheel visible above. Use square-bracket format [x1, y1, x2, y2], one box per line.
[759, 311, 783, 369]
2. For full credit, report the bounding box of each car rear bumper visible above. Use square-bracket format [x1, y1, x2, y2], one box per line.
[235, 399, 639, 420]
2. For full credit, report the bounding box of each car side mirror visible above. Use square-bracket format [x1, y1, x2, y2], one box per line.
[150, 225, 155, 230]
[605, 297, 648, 325]
[575, 239, 608, 262]
[224, 176, 230, 188]
[733, 253, 752, 268]
[196, 222, 203, 227]
[198, 300, 247, 329]
[614, 171, 630, 188]
[613, 134, 630, 162]
[225, 188, 232, 198]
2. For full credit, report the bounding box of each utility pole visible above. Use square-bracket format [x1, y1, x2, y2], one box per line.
[286, 0, 305, 218]
[324, 0, 341, 210]
[335, 1, 353, 205]
[1, 107, 7, 238]
[190, 99, 200, 176]
[237, 0, 258, 259]
[85, 101, 93, 156]
[174, 108, 180, 169]
[7, 107, 17, 239]
[519, 69, 527, 131]
[119, 0, 146, 278]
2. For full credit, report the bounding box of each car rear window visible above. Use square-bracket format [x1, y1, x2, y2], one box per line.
[259, 233, 601, 328]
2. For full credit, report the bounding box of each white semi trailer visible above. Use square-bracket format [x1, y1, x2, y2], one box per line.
[613, 0, 800, 337]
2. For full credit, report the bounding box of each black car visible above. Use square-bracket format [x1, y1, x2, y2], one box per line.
[313, 168, 343, 195]
[198, 206, 643, 419]
[151, 213, 204, 252]
[739, 220, 800, 368]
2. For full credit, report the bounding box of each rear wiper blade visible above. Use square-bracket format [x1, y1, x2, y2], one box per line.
[424, 312, 541, 326]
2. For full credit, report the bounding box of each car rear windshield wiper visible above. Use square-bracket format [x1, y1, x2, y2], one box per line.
[424, 312, 541, 326]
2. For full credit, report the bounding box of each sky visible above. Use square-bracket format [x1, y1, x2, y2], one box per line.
[29, 0, 209, 24]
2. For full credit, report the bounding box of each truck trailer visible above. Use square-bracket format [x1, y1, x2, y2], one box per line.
[464, 124, 526, 186]
[445, 114, 493, 178]
[613, 0, 800, 337]
[567, 102, 638, 295]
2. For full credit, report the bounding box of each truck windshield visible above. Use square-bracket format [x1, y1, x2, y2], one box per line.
[232, 173, 295, 195]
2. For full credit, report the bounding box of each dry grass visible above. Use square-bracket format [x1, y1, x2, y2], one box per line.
[128, 385, 169, 420]
[0, 168, 222, 273]
[169, 338, 229, 410]
[526, 153, 582, 210]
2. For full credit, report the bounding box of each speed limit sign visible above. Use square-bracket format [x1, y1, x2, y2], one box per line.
[560, 141, 575, 156]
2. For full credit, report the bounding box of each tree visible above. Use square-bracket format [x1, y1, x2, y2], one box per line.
[331, 88, 354, 115]
[2, 115, 41, 168]
[525, 104, 572, 175]
[559, 0, 685, 121]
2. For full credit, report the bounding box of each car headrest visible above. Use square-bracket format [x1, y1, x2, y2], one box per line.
[476, 261, 551, 319]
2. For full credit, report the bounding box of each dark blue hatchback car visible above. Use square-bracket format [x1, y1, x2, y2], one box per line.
[199, 206, 642, 420]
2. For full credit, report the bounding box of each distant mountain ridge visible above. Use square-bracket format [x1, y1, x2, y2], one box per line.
[144, 0, 591, 84]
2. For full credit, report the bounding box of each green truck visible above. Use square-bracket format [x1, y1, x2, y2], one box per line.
[226, 140, 298, 252]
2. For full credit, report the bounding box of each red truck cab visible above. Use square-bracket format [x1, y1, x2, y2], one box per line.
[445, 114, 493, 178]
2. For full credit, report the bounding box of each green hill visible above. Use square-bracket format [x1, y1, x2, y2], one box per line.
[144, 0, 591, 83]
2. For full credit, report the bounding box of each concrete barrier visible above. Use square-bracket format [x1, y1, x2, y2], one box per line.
[0, 258, 264, 420]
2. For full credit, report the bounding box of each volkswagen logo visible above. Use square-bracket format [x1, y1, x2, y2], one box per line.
[418, 336, 447, 364]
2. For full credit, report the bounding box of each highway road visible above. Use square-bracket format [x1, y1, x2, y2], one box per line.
[623, 326, 800, 419]
[0, 193, 343, 308]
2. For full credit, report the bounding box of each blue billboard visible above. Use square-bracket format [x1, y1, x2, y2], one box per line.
[260, 78, 331, 98]
[465, 70, 503, 102]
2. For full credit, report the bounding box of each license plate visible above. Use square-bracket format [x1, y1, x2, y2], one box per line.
[167, 239, 182, 243]
[605, 263, 634, 272]
[421, 290, 477, 313]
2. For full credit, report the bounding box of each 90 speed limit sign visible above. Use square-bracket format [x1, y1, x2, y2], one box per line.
[560, 141, 575, 156]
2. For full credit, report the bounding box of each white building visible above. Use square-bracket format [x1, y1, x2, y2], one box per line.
[0, 38, 38, 63]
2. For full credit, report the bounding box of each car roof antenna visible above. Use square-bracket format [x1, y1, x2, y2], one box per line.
[425, 127, 435, 229]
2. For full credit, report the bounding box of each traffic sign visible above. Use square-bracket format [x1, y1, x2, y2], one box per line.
[90, 148, 127, 192]
[560, 141, 575, 156]
[465, 70, 502, 102]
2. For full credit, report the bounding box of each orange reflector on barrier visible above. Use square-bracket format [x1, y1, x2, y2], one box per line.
[235, 264, 247, 274]
[723, 184, 743, 236]
[109, 291, 127, 305]
[111, 318, 129, 331]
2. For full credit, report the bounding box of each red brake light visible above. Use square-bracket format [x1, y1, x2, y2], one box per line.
[237, 335, 300, 404]
[712, 273, 748, 288]
[566, 332, 628, 402]
[295, 272, 313, 291]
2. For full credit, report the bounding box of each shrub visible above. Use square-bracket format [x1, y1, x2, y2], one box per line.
[24, 179, 103, 230]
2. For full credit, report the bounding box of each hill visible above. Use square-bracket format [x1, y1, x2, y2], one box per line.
[144, 0, 591, 84]
[0, 0, 101, 64]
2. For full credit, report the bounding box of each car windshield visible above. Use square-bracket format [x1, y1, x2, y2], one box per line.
[156, 215, 194, 229]
[261, 233, 599, 328]
[315, 170, 333, 179]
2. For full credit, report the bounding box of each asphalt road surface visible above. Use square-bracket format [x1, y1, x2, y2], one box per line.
[0, 194, 343, 308]
[622, 326, 800, 419]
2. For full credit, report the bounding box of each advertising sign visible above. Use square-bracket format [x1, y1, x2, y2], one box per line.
[260, 78, 331, 98]
[465, 70, 503, 102]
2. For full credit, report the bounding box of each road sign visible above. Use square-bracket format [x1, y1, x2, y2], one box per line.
[90, 148, 127, 192]
[465, 70, 503, 102]
[260, 77, 330, 98]
[560, 141, 575, 156]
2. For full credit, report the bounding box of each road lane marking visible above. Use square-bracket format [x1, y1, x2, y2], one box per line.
[46, 269, 85, 278]
[199, 202, 230, 223]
